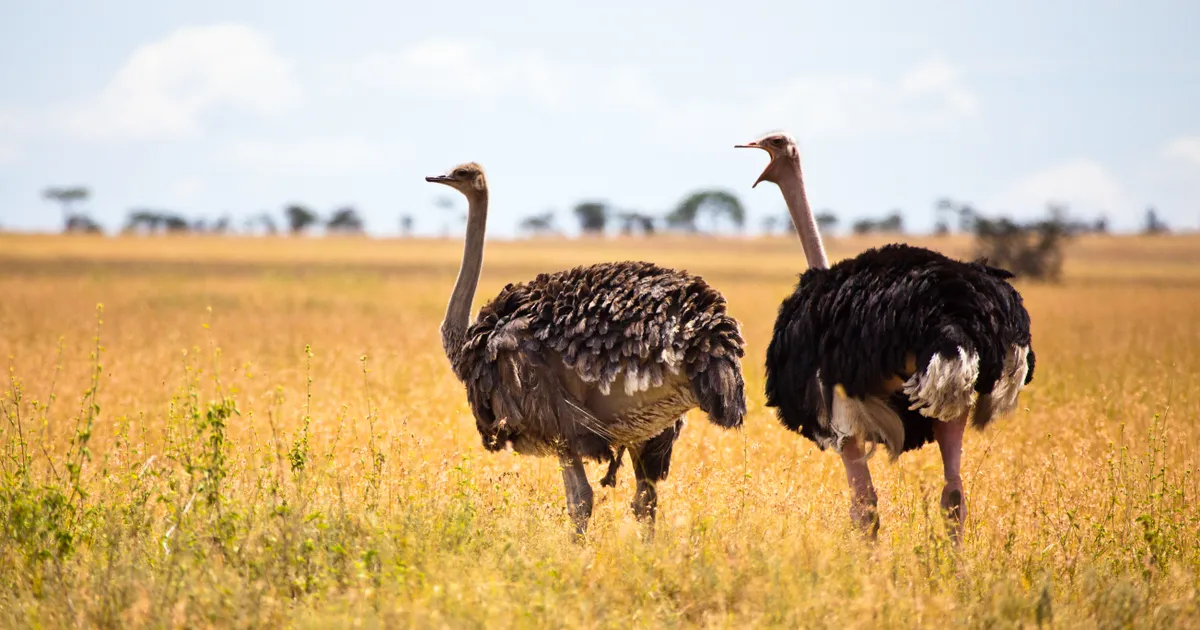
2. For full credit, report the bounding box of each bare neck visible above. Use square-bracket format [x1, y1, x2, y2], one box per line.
[777, 158, 829, 270]
[442, 189, 488, 357]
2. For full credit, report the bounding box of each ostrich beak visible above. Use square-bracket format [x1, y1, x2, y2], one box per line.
[425, 174, 452, 184]
[734, 140, 772, 188]
[751, 167, 772, 189]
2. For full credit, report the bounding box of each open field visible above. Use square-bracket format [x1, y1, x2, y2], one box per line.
[1, 232, 1198, 628]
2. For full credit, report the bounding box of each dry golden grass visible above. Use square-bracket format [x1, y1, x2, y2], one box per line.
[0, 233, 1197, 628]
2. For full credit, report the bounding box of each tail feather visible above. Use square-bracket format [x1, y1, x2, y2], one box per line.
[691, 356, 745, 429]
[988, 344, 1031, 419]
[970, 393, 994, 429]
[903, 346, 980, 422]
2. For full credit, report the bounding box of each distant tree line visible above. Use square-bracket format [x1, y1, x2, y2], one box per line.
[934, 198, 1119, 238]
[118, 205, 366, 235]
[40, 182, 1183, 242]
[42, 185, 373, 236]
[545, 189, 749, 238]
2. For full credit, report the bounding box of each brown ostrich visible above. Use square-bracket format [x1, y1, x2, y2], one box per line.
[426, 162, 747, 538]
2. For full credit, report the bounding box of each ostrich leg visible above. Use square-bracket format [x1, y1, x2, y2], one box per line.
[559, 454, 594, 541]
[934, 415, 968, 542]
[840, 437, 880, 538]
[629, 420, 681, 538]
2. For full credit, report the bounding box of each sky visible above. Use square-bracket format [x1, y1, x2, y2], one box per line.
[1, 0, 1198, 237]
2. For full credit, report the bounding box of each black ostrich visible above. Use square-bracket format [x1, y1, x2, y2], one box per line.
[736, 132, 1035, 540]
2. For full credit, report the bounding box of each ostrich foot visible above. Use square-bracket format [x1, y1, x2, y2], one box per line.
[850, 494, 880, 539]
[560, 455, 593, 543]
[840, 438, 880, 540]
[933, 415, 968, 544]
[941, 480, 966, 543]
[631, 480, 658, 540]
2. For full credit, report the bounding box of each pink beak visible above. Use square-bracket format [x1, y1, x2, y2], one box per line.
[734, 140, 771, 188]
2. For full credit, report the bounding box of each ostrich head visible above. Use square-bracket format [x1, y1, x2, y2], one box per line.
[734, 132, 799, 188]
[426, 162, 488, 195]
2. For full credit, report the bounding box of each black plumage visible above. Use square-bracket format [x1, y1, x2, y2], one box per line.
[736, 130, 1037, 539]
[765, 243, 1035, 456]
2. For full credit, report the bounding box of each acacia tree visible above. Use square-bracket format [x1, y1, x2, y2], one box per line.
[163, 214, 189, 232]
[124, 210, 163, 234]
[852, 218, 877, 234]
[617, 211, 656, 236]
[285, 204, 319, 235]
[879, 211, 904, 233]
[259, 213, 279, 235]
[815, 210, 838, 234]
[43, 186, 91, 230]
[212, 215, 232, 234]
[667, 190, 745, 234]
[519, 211, 559, 237]
[1143, 207, 1169, 234]
[936, 198, 978, 233]
[573, 201, 609, 235]
[327, 206, 365, 234]
[64, 215, 102, 234]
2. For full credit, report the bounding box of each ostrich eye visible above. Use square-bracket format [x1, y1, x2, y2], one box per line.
[770, 137, 783, 146]
[454, 170, 469, 178]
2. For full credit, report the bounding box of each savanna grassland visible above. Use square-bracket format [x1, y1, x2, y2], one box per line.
[1, 232, 1198, 629]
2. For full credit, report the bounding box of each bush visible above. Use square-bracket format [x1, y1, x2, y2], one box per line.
[972, 215, 1068, 282]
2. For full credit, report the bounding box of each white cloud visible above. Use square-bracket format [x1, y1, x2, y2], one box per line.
[228, 137, 385, 173]
[353, 39, 564, 108]
[639, 56, 980, 144]
[350, 41, 976, 141]
[1161, 136, 1200, 169]
[748, 57, 978, 137]
[988, 138, 1200, 230]
[51, 24, 300, 142]
[990, 159, 1129, 216]
[1145, 136, 1200, 227]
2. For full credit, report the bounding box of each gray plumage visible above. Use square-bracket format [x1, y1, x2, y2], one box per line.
[448, 260, 746, 460]
[428, 161, 746, 537]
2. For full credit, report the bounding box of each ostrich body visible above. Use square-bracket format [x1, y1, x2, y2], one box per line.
[736, 133, 1035, 539]
[428, 162, 746, 537]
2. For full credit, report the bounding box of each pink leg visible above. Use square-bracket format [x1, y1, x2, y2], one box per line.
[933, 416, 968, 542]
[839, 437, 879, 538]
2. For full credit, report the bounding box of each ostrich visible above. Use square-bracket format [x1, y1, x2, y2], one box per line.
[426, 162, 747, 538]
[735, 132, 1035, 540]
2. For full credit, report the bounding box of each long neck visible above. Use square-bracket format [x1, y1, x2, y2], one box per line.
[442, 189, 488, 357]
[777, 158, 829, 270]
